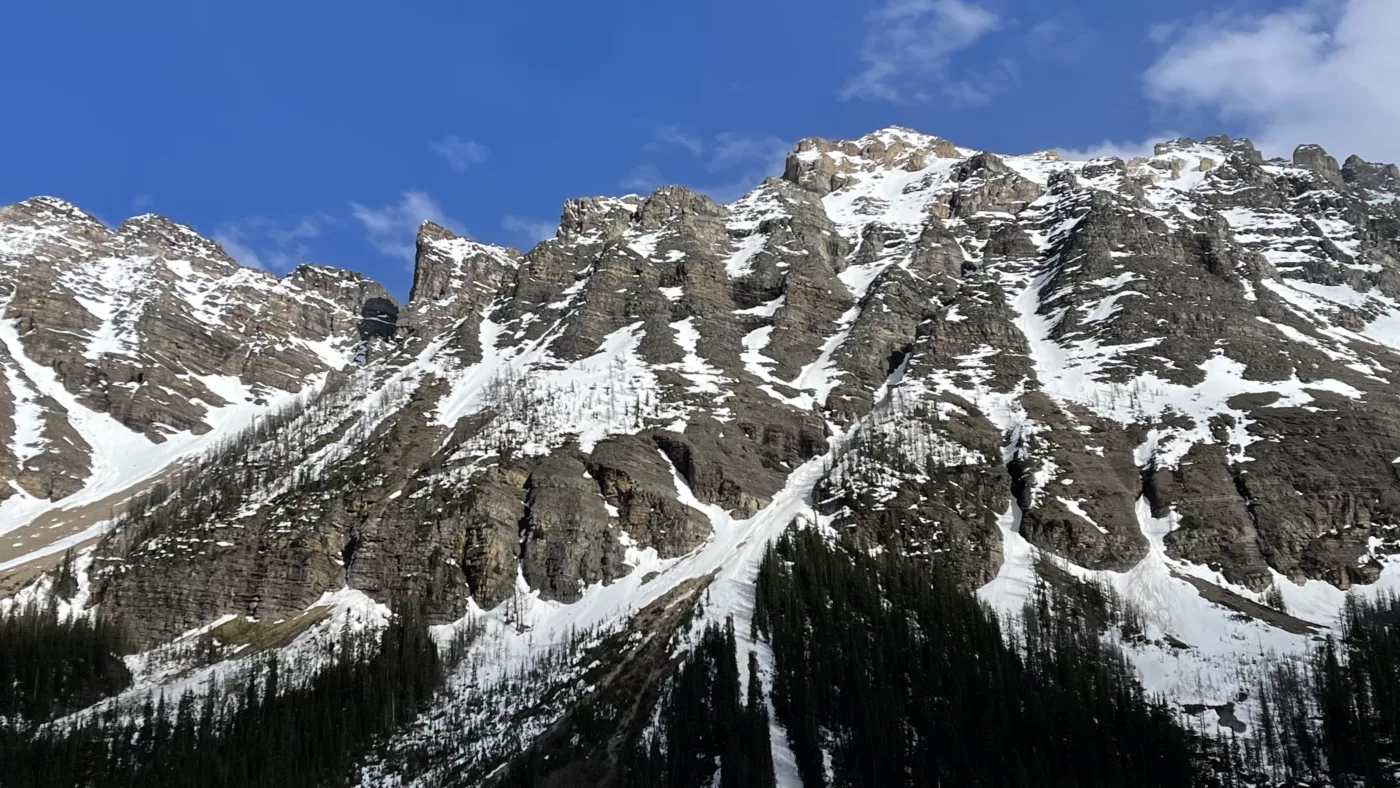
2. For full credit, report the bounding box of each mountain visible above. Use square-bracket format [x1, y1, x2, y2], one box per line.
[0, 197, 388, 583]
[6, 125, 1400, 786]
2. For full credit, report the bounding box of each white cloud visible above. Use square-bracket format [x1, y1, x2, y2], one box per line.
[702, 132, 793, 202]
[430, 135, 489, 173]
[708, 132, 791, 173]
[623, 130, 793, 204]
[502, 215, 557, 245]
[622, 164, 663, 193]
[1144, 0, 1400, 162]
[351, 191, 464, 263]
[214, 232, 266, 270]
[698, 174, 772, 206]
[1057, 136, 1178, 162]
[1025, 13, 1098, 63]
[840, 0, 1002, 103]
[646, 124, 706, 157]
[214, 214, 331, 271]
[131, 194, 154, 211]
[267, 216, 323, 246]
[936, 58, 1018, 107]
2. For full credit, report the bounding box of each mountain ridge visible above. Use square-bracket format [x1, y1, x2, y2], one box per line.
[6, 123, 1400, 784]
[0, 195, 391, 573]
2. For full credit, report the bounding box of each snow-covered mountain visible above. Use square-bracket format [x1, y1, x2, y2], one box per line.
[0, 197, 387, 581]
[8, 125, 1400, 784]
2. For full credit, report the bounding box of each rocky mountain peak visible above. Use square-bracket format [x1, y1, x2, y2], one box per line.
[0, 195, 390, 535]
[1293, 143, 1344, 185]
[1342, 153, 1400, 193]
[116, 213, 239, 270]
[784, 126, 964, 195]
[284, 263, 393, 306]
[559, 195, 638, 242]
[407, 221, 516, 336]
[3, 195, 100, 225]
[1202, 134, 1265, 164]
[1152, 136, 1201, 156]
[0, 196, 108, 249]
[634, 185, 723, 229]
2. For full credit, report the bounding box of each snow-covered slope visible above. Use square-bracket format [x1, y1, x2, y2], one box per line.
[0, 197, 390, 574]
[13, 125, 1400, 781]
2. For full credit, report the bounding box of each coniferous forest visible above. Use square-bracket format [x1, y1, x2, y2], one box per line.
[619, 620, 777, 788]
[4, 532, 1400, 786]
[751, 529, 1400, 787]
[753, 529, 1202, 787]
[1246, 594, 1400, 786]
[0, 595, 131, 723]
[0, 601, 439, 788]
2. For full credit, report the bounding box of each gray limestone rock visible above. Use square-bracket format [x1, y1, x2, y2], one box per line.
[1294, 144, 1344, 187]
[1342, 154, 1400, 193]
[519, 450, 622, 603]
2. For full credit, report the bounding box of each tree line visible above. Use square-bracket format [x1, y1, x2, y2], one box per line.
[1246, 593, 1400, 786]
[620, 619, 777, 788]
[0, 600, 440, 788]
[6, 528, 1400, 785]
[754, 528, 1206, 787]
[0, 594, 131, 724]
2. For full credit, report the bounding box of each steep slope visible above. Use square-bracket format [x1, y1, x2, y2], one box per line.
[10, 125, 1400, 783]
[0, 197, 391, 573]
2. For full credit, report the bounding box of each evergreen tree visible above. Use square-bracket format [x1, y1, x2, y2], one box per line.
[0, 597, 441, 788]
[753, 528, 1207, 788]
[623, 620, 776, 788]
[0, 600, 131, 723]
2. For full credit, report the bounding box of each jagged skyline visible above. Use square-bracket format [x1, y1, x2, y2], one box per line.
[4, 0, 1394, 300]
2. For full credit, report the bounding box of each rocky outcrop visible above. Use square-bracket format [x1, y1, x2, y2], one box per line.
[1293, 144, 1344, 186]
[783, 126, 961, 196]
[407, 222, 516, 343]
[1342, 154, 1400, 193]
[588, 434, 710, 557]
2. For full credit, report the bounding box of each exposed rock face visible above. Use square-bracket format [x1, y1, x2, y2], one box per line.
[783, 125, 961, 195]
[407, 221, 516, 343]
[1293, 144, 1344, 186]
[7, 126, 1386, 670]
[0, 198, 392, 510]
[1342, 154, 1400, 194]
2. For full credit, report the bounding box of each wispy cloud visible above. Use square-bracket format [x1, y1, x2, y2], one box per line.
[840, 0, 1002, 104]
[430, 135, 489, 173]
[625, 128, 792, 204]
[1025, 13, 1099, 64]
[708, 132, 791, 174]
[646, 124, 706, 157]
[267, 216, 322, 246]
[934, 58, 1018, 107]
[1143, 0, 1400, 162]
[701, 132, 793, 202]
[697, 173, 774, 206]
[1057, 136, 1176, 162]
[502, 215, 557, 246]
[131, 194, 154, 211]
[350, 191, 464, 264]
[214, 214, 332, 271]
[213, 231, 267, 270]
[621, 164, 664, 193]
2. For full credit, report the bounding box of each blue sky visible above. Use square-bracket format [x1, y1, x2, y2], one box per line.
[3, 0, 1395, 298]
